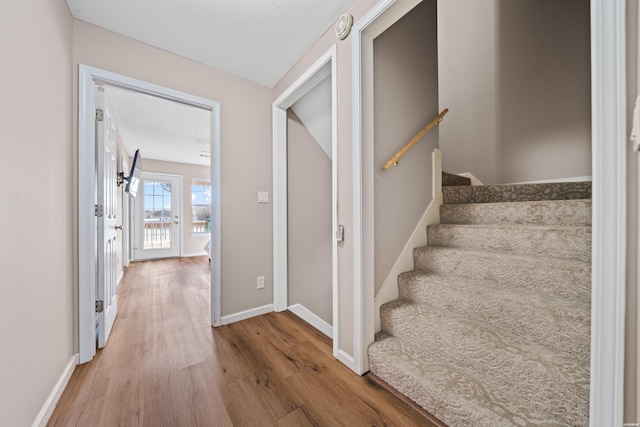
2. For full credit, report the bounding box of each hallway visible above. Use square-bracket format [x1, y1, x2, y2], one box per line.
[48, 257, 433, 426]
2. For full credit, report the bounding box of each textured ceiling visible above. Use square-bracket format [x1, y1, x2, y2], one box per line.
[105, 86, 211, 166]
[66, 0, 356, 87]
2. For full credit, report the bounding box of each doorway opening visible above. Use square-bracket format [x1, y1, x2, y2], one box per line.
[78, 65, 222, 364]
[272, 45, 340, 359]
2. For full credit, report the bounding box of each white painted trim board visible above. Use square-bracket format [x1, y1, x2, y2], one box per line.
[32, 354, 78, 427]
[221, 304, 274, 325]
[288, 304, 333, 338]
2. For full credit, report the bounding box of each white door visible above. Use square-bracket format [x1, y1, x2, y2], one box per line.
[96, 86, 118, 348]
[134, 172, 181, 260]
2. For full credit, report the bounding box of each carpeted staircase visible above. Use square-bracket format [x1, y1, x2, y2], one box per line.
[368, 174, 591, 426]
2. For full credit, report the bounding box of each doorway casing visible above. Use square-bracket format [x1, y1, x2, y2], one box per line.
[78, 65, 222, 364]
[272, 45, 341, 360]
[351, 0, 626, 424]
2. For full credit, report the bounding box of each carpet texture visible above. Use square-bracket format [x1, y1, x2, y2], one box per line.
[368, 176, 591, 426]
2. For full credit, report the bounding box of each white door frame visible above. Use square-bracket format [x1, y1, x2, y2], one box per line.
[272, 45, 340, 358]
[78, 65, 222, 364]
[134, 172, 182, 260]
[351, 0, 626, 423]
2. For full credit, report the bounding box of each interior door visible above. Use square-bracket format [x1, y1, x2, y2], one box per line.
[96, 86, 118, 348]
[134, 172, 181, 260]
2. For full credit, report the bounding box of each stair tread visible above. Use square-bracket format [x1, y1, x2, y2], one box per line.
[414, 245, 589, 267]
[413, 246, 591, 304]
[381, 295, 588, 361]
[427, 223, 591, 262]
[440, 198, 592, 226]
[368, 334, 589, 427]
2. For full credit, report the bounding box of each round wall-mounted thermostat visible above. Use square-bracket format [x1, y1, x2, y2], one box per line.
[335, 13, 353, 40]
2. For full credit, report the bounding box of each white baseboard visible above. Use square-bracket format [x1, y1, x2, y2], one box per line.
[116, 270, 124, 288]
[33, 353, 78, 427]
[507, 175, 592, 184]
[221, 304, 273, 325]
[181, 251, 208, 258]
[336, 349, 356, 372]
[288, 304, 333, 338]
[455, 171, 484, 185]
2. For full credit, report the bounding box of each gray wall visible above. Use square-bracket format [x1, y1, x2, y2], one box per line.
[287, 110, 333, 325]
[438, 0, 591, 184]
[498, 0, 591, 183]
[0, 0, 74, 425]
[438, 0, 499, 184]
[373, 0, 439, 294]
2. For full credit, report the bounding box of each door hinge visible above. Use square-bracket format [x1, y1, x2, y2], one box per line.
[96, 108, 104, 122]
[95, 204, 104, 217]
[95, 300, 104, 313]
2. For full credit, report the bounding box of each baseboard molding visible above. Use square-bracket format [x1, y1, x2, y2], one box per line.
[221, 304, 273, 325]
[455, 171, 483, 185]
[33, 353, 78, 427]
[288, 304, 333, 338]
[336, 349, 356, 373]
[180, 251, 208, 258]
[507, 175, 592, 185]
[116, 270, 124, 288]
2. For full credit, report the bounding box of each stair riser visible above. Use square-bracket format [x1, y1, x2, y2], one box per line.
[427, 224, 591, 263]
[413, 247, 590, 304]
[443, 181, 592, 204]
[440, 199, 592, 226]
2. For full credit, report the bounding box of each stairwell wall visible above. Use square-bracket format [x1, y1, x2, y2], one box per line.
[372, 0, 439, 295]
[287, 109, 333, 326]
[438, 0, 591, 184]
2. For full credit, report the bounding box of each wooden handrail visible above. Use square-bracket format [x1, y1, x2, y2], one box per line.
[381, 108, 449, 171]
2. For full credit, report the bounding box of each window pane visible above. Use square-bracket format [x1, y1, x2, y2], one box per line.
[191, 178, 211, 233]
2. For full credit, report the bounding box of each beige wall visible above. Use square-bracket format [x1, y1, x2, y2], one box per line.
[72, 20, 274, 317]
[287, 110, 333, 325]
[141, 158, 211, 258]
[497, 0, 591, 183]
[274, 0, 379, 357]
[626, 0, 639, 422]
[438, 0, 591, 184]
[0, 0, 74, 425]
[438, 0, 499, 184]
[373, 0, 438, 294]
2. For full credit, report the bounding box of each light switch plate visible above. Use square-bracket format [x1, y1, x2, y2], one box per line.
[258, 192, 269, 203]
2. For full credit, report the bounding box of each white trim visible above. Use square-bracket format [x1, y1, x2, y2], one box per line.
[590, 0, 627, 425]
[181, 251, 208, 258]
[351, 0, 421, 375]
[288, 304, 333, 338]
[506, 175, 593, 185]
[272, 45, 340, 358]
[336, 349, 356, 372]
[78, 65, 222, 363]
[221, 304, 274, 325]
[32, 353, 78, 427]
[116, 270, 124, 288]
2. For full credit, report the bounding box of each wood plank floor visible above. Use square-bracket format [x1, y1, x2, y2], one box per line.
[48, 257, 436, 427]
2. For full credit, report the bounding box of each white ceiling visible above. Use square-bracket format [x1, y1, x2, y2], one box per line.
[105, 86, 211, 166]
[66, 0, 356, 88]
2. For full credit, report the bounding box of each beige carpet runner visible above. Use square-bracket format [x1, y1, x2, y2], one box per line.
[368, 176, 591, 426]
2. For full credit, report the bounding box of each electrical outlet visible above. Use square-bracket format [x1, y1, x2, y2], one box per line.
[257, 276, 265, 289]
